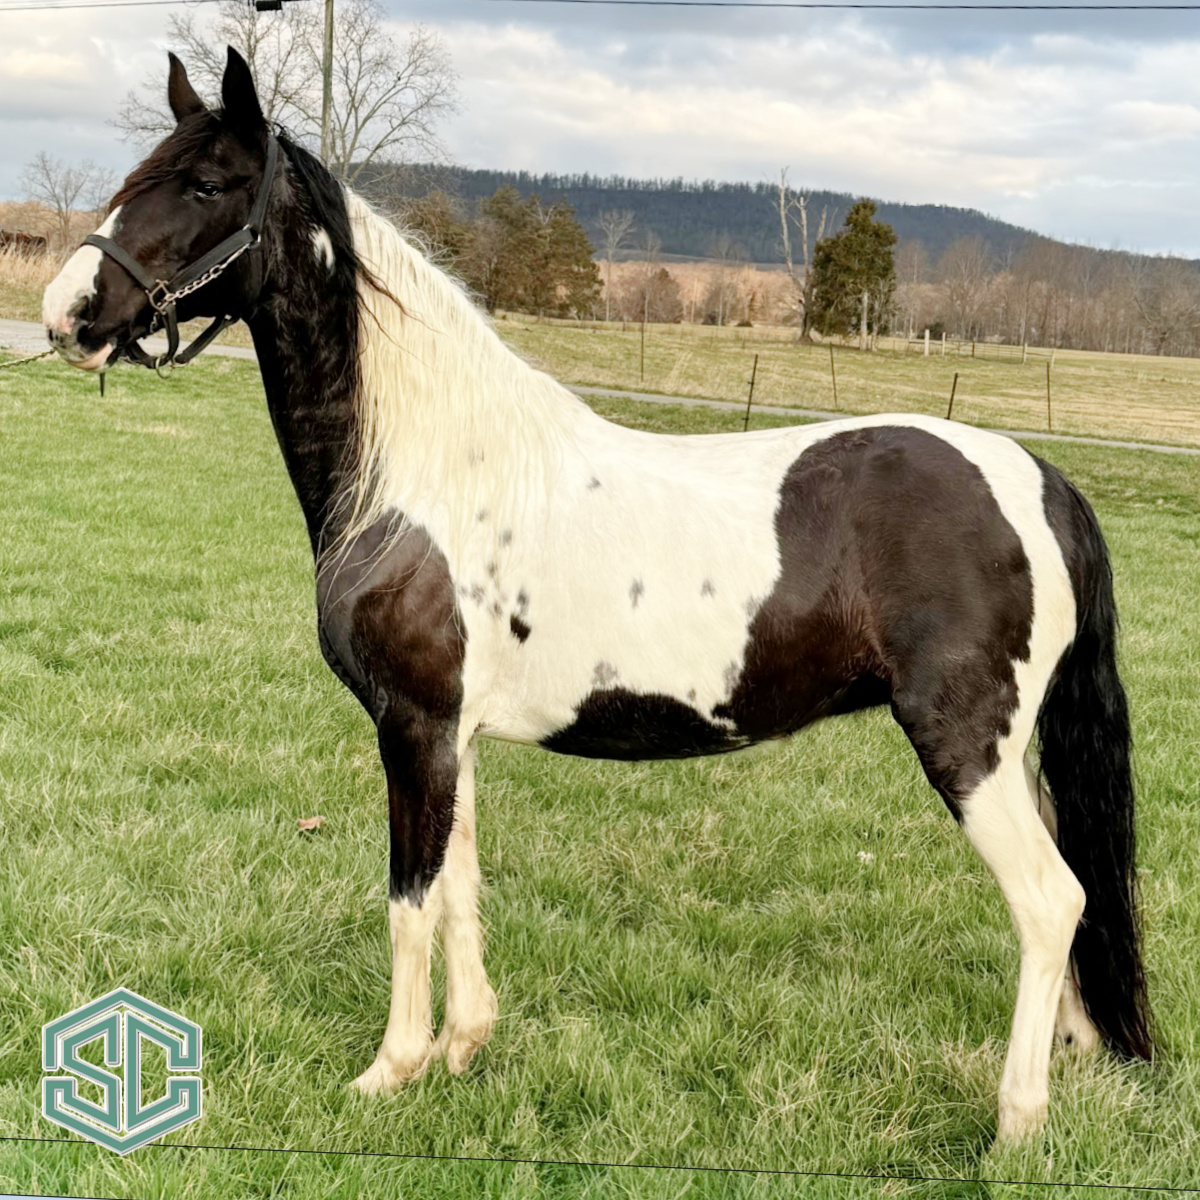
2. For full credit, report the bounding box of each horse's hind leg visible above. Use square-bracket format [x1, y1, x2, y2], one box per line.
[897, 689, 1083, 1141]
[353, 709, 458, 1096]
[1025, 761, 1100, 1054]
[958, 748, 1085, 1140]
[430, 739, 498, 1074]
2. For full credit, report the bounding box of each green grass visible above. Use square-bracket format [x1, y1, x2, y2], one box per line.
[495, 317, 1200, 450]
[0, 358, 1198, 1198]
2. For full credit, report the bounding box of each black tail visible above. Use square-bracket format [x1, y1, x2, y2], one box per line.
[1036, 461, 1152, 1061]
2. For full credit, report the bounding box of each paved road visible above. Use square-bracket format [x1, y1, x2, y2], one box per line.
[5, 317, 1197, 457]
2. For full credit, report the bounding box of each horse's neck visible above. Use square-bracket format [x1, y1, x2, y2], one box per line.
[249, 302, 359, 558]
[249, 186, 593, 566]
[248, 194, 364, 557]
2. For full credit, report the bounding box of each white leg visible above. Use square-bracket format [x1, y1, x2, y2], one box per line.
[353, 884, 443, 1095]
[430, 741, 498, 1074]
[962, 756, 1086, 1141]
[1025, 761, 1101, 1054]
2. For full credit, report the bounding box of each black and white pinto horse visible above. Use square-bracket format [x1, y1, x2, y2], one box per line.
[44, 50, 1152, 1141]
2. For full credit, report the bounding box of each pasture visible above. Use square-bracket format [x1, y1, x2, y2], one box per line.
[495, 318, 1200, 449]
[0, 354, 1197, 1198]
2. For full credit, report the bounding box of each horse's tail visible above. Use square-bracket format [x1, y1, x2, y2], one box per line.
[1036, 463, 1153, 1061]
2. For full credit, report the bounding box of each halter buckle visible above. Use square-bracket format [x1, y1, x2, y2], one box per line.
[147, 281, 172, 313]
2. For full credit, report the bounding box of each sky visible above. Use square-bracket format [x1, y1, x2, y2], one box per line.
[2, 0, 1200, 255]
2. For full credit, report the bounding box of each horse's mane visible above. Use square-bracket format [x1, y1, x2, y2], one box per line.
[341, 190, 587, 555]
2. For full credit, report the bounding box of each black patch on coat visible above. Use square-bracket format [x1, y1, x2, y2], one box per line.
[541, 689, 744, 760]
[712, 425, 1033, 816]
[701, 579, 716, 597]
[510, 614, 531, 643]
[587, 477, 601, 490]
[317, 517, 465, 902]
[630, 579, 644, 607]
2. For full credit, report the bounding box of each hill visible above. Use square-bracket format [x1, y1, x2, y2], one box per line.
[374, 166, 1037, 266]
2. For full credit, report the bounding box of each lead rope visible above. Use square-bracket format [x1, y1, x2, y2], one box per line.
[0, 348, 55, 370]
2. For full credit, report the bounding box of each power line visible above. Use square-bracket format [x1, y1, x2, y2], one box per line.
[0, 0, 308, 11]
[0, 0, 221, 10]
[473, 0, 1200, 8]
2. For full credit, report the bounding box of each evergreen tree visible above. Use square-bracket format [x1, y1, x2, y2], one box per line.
[542, 202, 601, 317]
[452, 187, 599, 317]
[397, 190, 473, 261]
[805, 200, 897, 342]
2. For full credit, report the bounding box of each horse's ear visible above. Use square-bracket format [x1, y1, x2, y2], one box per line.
[167, 52, 206, 123]
[221, 46, 266, 141]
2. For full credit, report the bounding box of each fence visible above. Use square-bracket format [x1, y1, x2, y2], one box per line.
[887, 333, 1054, 365]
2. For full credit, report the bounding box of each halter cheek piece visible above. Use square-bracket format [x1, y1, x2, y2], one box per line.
[84, 135, 281, 372]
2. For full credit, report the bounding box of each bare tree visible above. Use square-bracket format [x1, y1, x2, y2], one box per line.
[112, 0, 457, 186]
[776, 168, 830, 339]
[114, 1, 311, 147]
[19, 154, 115, 250]
[1127, 255, 1200, 356]
[704, 233, 746, 327]
[597, 209, 635, 322]
[939, 236, 994, 340]
[296, 8, 457, 186]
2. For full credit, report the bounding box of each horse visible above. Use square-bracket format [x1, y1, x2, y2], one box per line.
[42, 47, 1152, 1143]
[0, 229, 48, 257]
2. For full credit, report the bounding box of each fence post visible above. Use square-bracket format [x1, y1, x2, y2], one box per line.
[924, 328, 930, 356]
[1046, 362, 1052, 432]
[947, 372, 958, 420]
[941, 332, 946, 356]
[743, 352, 759, 432]
[1022, 343, 1027, 365]
[829, 343, 839, 410]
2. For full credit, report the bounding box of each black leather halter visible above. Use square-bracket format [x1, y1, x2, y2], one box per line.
[84, 135, 281, 372]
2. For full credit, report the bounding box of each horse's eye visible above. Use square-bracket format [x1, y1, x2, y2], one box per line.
[193, 182, 223, 199]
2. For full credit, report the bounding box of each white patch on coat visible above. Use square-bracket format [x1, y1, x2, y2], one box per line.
[43, 207, 122, 336]
[311, 226, 335, 271]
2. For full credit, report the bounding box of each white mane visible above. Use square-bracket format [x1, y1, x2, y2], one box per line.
[344, 192, 589, 556]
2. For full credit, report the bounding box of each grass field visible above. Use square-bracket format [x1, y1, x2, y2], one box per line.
[493, 318, 1200, 449]
[0, 355, 1198, 1199]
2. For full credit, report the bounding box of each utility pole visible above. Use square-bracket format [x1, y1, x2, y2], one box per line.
[321, 0, 334, 165]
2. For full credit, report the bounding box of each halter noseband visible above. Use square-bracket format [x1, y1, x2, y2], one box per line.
[84, 135, 281, 373]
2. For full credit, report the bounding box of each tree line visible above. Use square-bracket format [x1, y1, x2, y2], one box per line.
[894, 235, 1200, 357]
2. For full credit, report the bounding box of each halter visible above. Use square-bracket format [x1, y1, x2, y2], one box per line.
[84, 135, 280, 372]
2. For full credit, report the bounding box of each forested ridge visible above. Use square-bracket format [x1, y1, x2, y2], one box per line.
[378, 165, 1036, 264]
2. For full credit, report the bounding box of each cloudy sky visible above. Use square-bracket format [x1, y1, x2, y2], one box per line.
[2, 0, 1200, 254]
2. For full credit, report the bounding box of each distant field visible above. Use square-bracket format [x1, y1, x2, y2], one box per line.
[1, 356, 1198, 1198]
[495, 317, 1200, 448]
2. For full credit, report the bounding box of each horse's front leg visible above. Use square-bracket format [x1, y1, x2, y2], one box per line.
[353, 704, 458, 1095]
[430, 739, 498, 1074]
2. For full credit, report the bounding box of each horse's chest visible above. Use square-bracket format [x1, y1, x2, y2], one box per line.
[317, 520, 465, 724]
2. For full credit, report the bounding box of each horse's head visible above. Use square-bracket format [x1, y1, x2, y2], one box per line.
[44, 47, 275, 370]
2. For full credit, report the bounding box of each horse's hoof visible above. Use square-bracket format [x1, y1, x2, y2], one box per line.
[995, 1099, 1048, 1144]
[432, 1026, 490, 1075]
[431, 987, 498, 1075]
[351, 1051, 431, 1095]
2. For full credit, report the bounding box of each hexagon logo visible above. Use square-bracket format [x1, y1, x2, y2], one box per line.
[42, 987, 202, 1154]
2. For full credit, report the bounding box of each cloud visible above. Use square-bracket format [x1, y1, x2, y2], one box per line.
[2, 1, 1200, 254]
[424, 13, 1200, 253]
